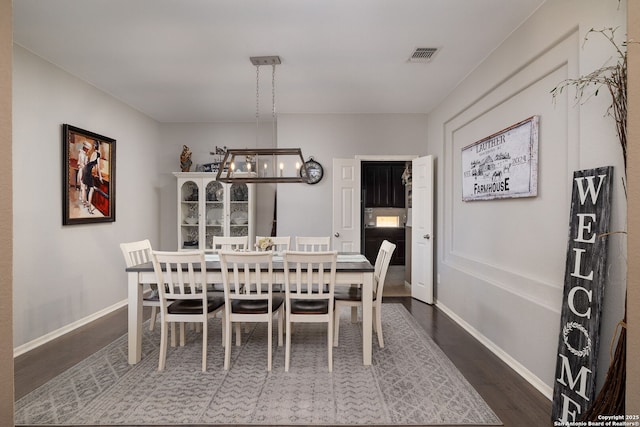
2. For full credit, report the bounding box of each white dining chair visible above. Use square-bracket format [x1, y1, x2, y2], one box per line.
[333, 240, 396, 348]
[151, 250, 225, 372]
[256, 236, 291, 293]
[219, 251, 284, 371]
[283, 250, 337, 372]
[211, 235, 249, 252]
[207, 235, 250, 295]
[295, 236, 331, 251]
[120, 239, 163, 331]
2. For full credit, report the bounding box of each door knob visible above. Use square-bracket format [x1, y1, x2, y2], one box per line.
[423, 234, 430, 239]
[334, 232, 340, 237]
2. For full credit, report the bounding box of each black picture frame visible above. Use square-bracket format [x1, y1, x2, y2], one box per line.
[62, 124, 116, 225]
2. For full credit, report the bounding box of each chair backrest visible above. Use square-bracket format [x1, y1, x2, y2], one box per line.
[120, 239, 153, 267]
[219, 251, 274, 302]
[255, 236, 291, 252]
[295, 236, 331, 251]
[283, 251, 337, 302]
[374, 240, 396, 297]
[151, 250, 208, 306]
[211, 236, 249, 252]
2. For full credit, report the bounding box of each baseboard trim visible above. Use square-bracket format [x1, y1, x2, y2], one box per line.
[13, 300, 127, 358]
[435, 301, 553, 400]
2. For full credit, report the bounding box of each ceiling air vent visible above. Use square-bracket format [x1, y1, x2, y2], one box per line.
[409, 47, 439, 63]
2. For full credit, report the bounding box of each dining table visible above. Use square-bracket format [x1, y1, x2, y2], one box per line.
[125, 252, 375, 366]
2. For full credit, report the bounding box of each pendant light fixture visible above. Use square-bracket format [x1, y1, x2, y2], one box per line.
[216, 56, 308, 184]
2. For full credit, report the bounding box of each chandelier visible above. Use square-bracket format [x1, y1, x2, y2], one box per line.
[216, 56, 308, 184]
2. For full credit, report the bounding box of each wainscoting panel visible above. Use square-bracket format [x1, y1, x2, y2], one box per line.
[442, 30, 580, 312]
[432, 29, 583, 393]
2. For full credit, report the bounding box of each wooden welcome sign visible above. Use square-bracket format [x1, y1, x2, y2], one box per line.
[552, 166, 613, 424]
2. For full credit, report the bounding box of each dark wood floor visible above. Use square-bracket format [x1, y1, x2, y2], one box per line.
[14, 297, 551, 426]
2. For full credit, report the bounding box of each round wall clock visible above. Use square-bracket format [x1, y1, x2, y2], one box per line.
[300, 157, 324, 184]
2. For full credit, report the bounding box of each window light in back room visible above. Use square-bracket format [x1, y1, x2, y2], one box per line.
[376, 216, 400, 227]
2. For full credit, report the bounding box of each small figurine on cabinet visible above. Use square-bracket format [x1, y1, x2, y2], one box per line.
[180, 145, 193, 172]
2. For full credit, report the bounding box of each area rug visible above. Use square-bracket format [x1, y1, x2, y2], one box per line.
[15, 304, 501, 425]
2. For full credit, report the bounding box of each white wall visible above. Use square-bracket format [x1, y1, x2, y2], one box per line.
[12, 45, 161, 349]
[156, 122, 277, 249]
[276, 114, 427, 239]
[427, 0, 627, 397]
[155, 115, 428, 247]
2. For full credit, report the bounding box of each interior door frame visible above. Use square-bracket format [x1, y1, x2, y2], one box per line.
[355, 154, 418, 253]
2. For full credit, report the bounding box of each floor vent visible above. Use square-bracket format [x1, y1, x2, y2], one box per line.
[409, 47, 439, 63]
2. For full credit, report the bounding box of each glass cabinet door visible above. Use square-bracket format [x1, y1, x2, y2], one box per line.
[179, 180, 200, 249]
[204, 181, 224, 250]
[229, 183, 249, 237]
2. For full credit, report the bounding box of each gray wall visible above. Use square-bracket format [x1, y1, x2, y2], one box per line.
[12, 45, 161, 349]
[426, 0, 627, 397]
[154, 116, 428, 249]
[276, 113, 427, 239]
[155, 122, 277, 249]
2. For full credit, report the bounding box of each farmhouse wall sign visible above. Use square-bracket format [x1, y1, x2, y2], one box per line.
[461, 116, 539, 201]
[551, 166, 613, 425]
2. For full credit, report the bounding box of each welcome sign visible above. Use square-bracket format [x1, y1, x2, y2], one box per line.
[552, 166, 613, 425]
[461, 116, 539, 201]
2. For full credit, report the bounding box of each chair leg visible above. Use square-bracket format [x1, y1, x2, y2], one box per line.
[285, 315, 291, 372]
[267, 318, 273, 372]
[170, 322, 177, 347]
[224, 317, 232, 370]
[149, 306, 158, 331]
[221, 313, 226, 347]
[351, 306, 358, 323]
[235, 323, 242, 346]
[179, 323, 186, 347]
[327, 320, 333, 373]
[201, 320, 208, 372]
[374, 306, 384, 348]
[333, 307, 340, 347]
[277, 310, 284, 347]
[159, 321, 168, 371]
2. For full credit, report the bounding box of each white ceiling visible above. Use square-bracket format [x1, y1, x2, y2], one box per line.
[13, 0, 546, 123]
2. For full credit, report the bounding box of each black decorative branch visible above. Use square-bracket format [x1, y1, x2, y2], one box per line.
[551, 27, 627, 172]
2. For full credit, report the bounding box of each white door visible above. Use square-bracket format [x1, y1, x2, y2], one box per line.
[332, 158, 361, 252]
[411, 155, 434, 304]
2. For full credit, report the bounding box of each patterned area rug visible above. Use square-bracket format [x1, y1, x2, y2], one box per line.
[15, 304, 501, 425]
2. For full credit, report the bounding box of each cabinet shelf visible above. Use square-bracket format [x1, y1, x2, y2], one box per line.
[362, 162, 406, 208]
[363, 227, 406, 265]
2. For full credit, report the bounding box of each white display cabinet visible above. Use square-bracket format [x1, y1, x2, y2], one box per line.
[173, 172, 255, 251]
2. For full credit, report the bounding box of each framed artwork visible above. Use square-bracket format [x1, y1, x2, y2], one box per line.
[62, 124, 116, 225]
[461, 116, 539, 201]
